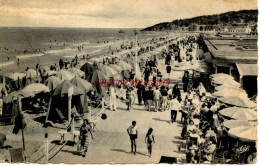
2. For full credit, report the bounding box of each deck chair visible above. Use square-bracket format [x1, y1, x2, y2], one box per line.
[9, 148, 25, 163]
[55, 108, 66, 123]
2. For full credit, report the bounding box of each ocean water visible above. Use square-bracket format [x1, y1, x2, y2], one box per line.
[0, 27, 167, 74]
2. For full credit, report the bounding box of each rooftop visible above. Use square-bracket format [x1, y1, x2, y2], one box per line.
[204, 38, 258, 63]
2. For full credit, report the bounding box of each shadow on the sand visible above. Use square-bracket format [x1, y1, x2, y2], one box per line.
[110, 149, 131, 154]
[0, 145, 12, 149]
[51, 140, 76, 146]
[33, 115, 46, 124]
[61, 149, 81, 156]
[173, 150, 185, 154]
[153, 118, 170, 123]
[135, 151, 147, 156]
[110, 149, 147, 156]
[177, 124, 183, 127]
[172, 140, 185, 145]
[174, 136, 185, 140]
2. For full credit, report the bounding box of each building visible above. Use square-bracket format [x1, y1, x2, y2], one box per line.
[223, 23, 252, 34]
[203, 36, 257, 96]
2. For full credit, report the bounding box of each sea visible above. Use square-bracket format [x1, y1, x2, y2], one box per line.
[0, 27, 167, 74]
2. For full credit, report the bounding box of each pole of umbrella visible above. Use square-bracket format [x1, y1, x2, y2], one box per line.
[22, 127, 25, 150]
[45, 97, 52, 124]
[134, 30, 138, 80]
[68, 87, 74, 122]
[18, 95, 25, 151]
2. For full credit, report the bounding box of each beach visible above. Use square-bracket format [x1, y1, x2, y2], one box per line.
[0, 27, 168, 74]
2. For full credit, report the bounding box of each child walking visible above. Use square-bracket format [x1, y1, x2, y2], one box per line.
[145, 128, 155, 157]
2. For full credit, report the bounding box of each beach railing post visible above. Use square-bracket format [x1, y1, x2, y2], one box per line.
[45, 133, 48, 163]
[72, 115, 75, 142]
[102, 96, 104, 113]
[68, 87, 74, 122]
[134, 29, 138, 79]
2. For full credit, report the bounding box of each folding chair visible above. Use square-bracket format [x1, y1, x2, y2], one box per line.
[9, 148, 25, 163]
[55, 108, 66, 123]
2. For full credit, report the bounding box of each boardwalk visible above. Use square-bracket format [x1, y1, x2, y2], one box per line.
[50, 48, 204, 164]
[50, 102, 184, 164]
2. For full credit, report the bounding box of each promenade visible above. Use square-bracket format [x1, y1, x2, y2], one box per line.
[50, 48, 203, 164]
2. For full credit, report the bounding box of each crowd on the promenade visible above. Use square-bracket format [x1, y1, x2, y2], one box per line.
[0, 34, 257, 164]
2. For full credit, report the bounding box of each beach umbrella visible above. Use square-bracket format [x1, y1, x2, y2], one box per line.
[228, 126, 257, 142]
[212, 79, 241, 87]
[212, 89, 248, 98]
[80, 62, 97, 80]
[91, 70, 109, 94]
[25, 69, 38, 78]
[44, 76, 63, 91]
[118, 61, 132, 70]
[20, 83, 50, 98]
[124, 58, 135, 68]
[57, 69, 75, 81]
[219, 107, 257, 121]
[70, 77, 92, 93]
[223, 120, 256, 129]
[100, 65, 118, 77]
[210, 73, 234, 79]
[45, 70, 57, 76]
[52, 80, 84, 96]
[211, 76, 234, 84]
[215, 85, 245, 92]
[3, 91, 19, 104]
[219, 96, 256, 108]
[8, 73, 26, 81]
[193, 66, 206, 73]
[68, 68, 85, 77]
[109, 64, 123, 73]
[0, 75, 11, 83]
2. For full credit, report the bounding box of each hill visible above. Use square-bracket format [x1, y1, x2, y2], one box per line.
[142, 10, 258, 31]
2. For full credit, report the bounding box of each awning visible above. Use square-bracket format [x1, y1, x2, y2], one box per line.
[236, 64, 258, 76]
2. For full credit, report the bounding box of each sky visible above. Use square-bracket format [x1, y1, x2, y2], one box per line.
[0, 0, 258, 28]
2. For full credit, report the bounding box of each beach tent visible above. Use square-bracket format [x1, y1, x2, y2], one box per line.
[219, 96, 257, 108]
[70, 77, 92, 93]
[46, 80, 84, 122]
[219, 107, 257, 121]
[124, 58, 135, 68]
[44, 76, 62, 92]
[57, 69, 75, 81]
[68, 68, 85, 78]
[228, 126, 257, 142]
[70, 77, 93, 115]
[91, 70, 109, 95]
[100, 65, 118, 77]
[80, 62, 97, 81]
[109, 64, 124, 74]
[118, 61, 132, 71]
[118, 61, 132, 78]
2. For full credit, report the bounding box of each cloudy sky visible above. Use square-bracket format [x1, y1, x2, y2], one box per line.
[0, 0, 258, 28]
